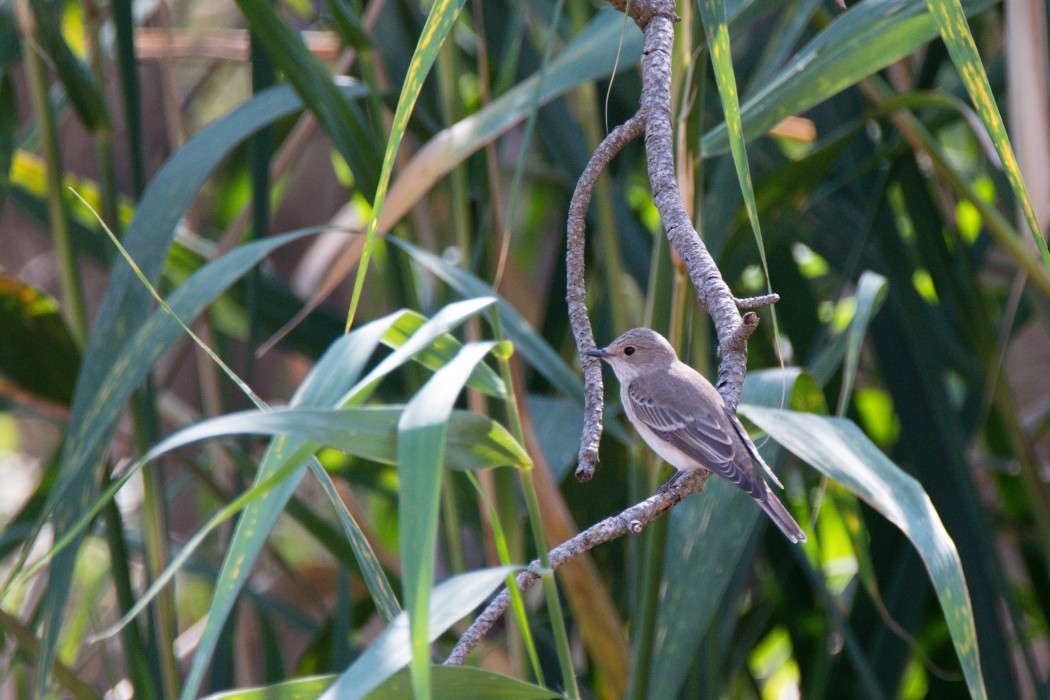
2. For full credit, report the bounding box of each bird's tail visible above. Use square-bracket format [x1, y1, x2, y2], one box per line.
[758, 489, 807, 544]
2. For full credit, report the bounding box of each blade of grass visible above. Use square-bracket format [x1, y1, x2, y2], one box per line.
[835, 271, 888, 416]
[27, 81, 368, 691]
[697, 0, 786, 377]
[700, 0, 998, 156]
[14, 0, 88, 348]
[489, 308, 580, 700]
[0, 73, 17, 215]
[100, 407, 530, 473]
[318, 567, 521, 700]
[399, 342, 500, 699]
[233, 0, 379, 198]
[464, 471, 545, 683]
[182, 298, 500, 699]
[111, 0, 144, 196]
[739, 406, 988, 699]
[27, 0, 109, 133]
[343, 0, 467, 331]
[922, 0, 1050, 275]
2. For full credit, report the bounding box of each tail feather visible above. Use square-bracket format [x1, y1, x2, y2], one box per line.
[757, 489, 807, 544]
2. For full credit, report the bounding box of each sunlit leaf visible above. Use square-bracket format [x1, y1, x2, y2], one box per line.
[398, 342, 498, 699]
[701, 0, 997, 156]
[922, 0, 1050, 275]
[132, 406, 530, 472]
[738, 406, 987, 700]
[319, 567, 520, 700]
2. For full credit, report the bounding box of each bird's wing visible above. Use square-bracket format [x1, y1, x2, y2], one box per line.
[727, 410, 783, 489]
[627, 383, 765, 499]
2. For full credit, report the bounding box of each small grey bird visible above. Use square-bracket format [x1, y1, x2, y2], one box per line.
[584, 328, 806, 543]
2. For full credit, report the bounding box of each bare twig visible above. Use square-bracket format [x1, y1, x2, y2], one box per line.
[734, 293, 781, 309]
[568, 111, 647, 482]
[444, 470, 709, 664]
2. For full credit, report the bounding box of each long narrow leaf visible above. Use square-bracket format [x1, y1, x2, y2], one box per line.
[127, 407, 530, 472]
[34, 82, 368, 687]
[701, 0, 998, 156]
[738, 406, 987, 699]
[382, 8, 643, 234]
[697, 0, 772, 280]
[398, 341, 499, 700]
[922, 0, 1050, 274]
[387, 239, 590, 408]
[234, 0, 379, 197]
[28, 0, 109, 132]
[182, 299, 499, 699]
[344, 0, 467, 329]
[179, 313, 404, 699]
[319, 566, 520, 700]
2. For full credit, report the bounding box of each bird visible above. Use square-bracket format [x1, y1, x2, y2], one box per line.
[584, 328, 806, 543]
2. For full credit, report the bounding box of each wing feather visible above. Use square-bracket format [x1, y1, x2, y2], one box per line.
[626, 383, 764, 498]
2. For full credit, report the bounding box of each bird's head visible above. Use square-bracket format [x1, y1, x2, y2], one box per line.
[583, 328, 678, 381]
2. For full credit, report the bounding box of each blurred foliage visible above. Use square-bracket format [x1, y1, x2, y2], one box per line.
[0, 0, 1048, 698]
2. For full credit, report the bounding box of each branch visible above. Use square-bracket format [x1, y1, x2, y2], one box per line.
[638, 3, 760, 413]
[444, 470, 710, 664]
[567, 111, 647, 482]
[568, 0, 777, 482]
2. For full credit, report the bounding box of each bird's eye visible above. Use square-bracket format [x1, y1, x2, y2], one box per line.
[623, 346, 636, 356]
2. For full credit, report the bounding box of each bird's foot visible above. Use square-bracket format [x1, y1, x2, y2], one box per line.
[658, 471, 687, 505]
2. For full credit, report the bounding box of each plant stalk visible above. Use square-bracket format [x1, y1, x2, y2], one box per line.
[15, 0, 89, 348]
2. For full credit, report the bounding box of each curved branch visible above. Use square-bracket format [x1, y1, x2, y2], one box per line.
[567, 111, 647, 483]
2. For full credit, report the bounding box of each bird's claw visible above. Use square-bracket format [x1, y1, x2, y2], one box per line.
[659, 471, 687, 505]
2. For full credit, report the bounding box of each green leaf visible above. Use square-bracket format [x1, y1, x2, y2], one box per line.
[40, 76, 364, 668]
[382, 8, 643, 231]
[0, 275, 80, 403]
[701, 0, 998, 156]
[234, 0, 379, 197]
[178, 312, 405, 700]
[737, 406, 988, 700]
[526, 395, 585, 483]
[808, 271, 889, 390]
[697, 0, 774, 308]
[344, 0, 467, 329]
[387, 239, 588, 408]
[398, 342, 499, 700]
[347, 298, 498, 404]
[202, 676, 335, 700]
[921, 0, 1050, 276]
[0, 72, 14, 212]
[182, 298, 498, 700]
[381, 311, 506, 398]
[0, 9, 19, 70]
[130, 407, 530, 472]
[366, 666, 561, 699]
[319, 567, 521, 700]
[836, 271, 889, 415]
[740, 367, 828, 416]
[323, 0, 373, 51]
[28, 0, 109, 132]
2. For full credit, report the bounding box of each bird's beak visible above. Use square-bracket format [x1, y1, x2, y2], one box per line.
[583, 348, 611, 359]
